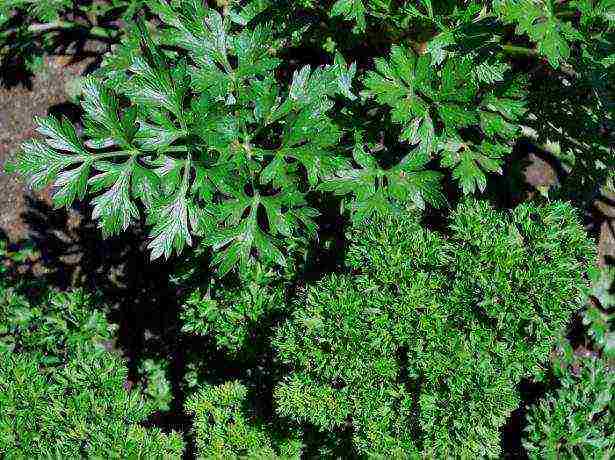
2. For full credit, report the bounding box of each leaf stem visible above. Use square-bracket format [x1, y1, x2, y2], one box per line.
[181, 151, 192, 194]
[89, 144, 187, 160]
[91, 150, 133, 160]
[165, 145, 189, 153]
[501, 44, 538, 56]
[21, 20, 119, 40]
[555, 11, 578, 19]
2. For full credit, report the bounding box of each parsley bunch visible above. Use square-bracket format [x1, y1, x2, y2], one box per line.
[15, 0, 355, 273]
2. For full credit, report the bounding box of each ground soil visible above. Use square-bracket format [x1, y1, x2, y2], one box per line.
[596, 189, 615, 267]
[0, 54, 93, 242]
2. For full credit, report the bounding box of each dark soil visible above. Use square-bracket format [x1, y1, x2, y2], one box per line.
[0, 54, 92, 241]
[597, 189, 615, 267]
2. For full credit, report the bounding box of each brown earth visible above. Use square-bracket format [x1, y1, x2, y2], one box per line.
[0, 55, 91, 242]
[596, 188, 615, 267]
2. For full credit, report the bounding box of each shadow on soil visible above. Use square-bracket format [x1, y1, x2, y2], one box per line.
[0, 8, 117, 89]
[4, 196, 192, 435]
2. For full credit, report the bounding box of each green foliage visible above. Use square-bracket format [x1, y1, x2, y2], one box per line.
[0, 0, 71, 24]
[0, 0, 146, 77]
[139, 358, 174, 413]
[0, 273, 114, 360]
[524, 349, 614, 458]
[361, 44, 526, 196]
[0, 0, 146, 28]
[313, 1, 614, 71]
[5, 0, 613, 456]
[15, 0, 354, 273]
[496, 0, 614, 69]
[523, 266, 614, 457]
[310, 0, 486, 35]
[273, 200, 594, 457]
[0, 349, 184, 458]
[186, 381, 302, 458]
[586, 266, 615, 357]
[319, 127, 446, 224]
[0, 255, 184, 457]
[13, 0, 612, 276]
[330, 0, 367, 32]
[181, 263, 287, 354]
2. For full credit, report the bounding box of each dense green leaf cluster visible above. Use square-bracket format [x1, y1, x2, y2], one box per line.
[3, 0, 613, 457]
[0, 195, 598, 457]
[273, 200, 594, 457]
[1, 350, 184, 458]
[0, 241, 114, 359]
[495, 0, 614, 69]
[15, 0, 354, 273]
[0, 245, 184, 457]
[181, 262, 288, 354]
[138, 357, 174, 413]
[11, 0, 613, 274]
[187, 381, 302, 458]
[361, 45, 526, 195]
[523, 266, 614, 457]
[314, 0, 614, 70]
[524, 351, 614, 457]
